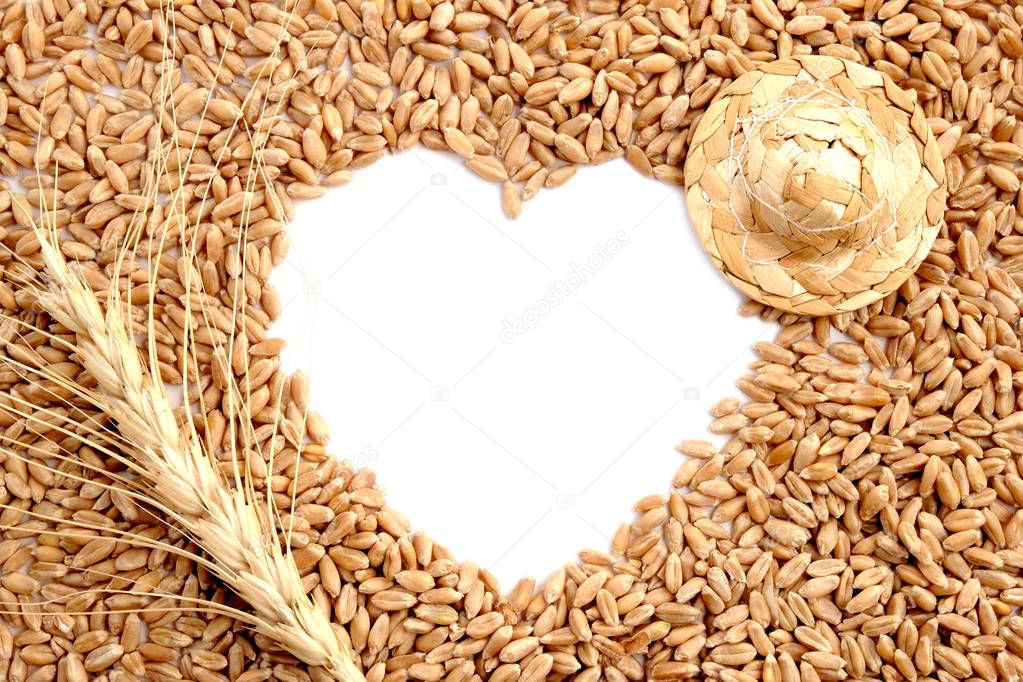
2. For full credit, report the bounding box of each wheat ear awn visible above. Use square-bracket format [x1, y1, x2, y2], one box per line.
[22, 223, 366, 682]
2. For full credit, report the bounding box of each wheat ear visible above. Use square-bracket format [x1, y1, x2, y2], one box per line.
[24, 227, 365, 682]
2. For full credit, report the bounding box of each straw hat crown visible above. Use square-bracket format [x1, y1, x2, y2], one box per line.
[685, 56, 947, 316]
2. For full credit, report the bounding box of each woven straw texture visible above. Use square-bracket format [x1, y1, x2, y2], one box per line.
[684, 55, 947, 316]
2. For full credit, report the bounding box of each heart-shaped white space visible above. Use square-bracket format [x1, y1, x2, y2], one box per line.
[271, 150, 771, 586]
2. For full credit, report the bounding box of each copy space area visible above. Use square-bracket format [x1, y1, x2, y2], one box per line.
[272, 150, 771, 586]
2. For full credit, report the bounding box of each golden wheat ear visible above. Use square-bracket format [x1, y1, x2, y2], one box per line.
[1, 220, 365, 682]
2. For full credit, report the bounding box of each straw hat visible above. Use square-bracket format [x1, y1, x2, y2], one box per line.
[684, 55, 947, 316]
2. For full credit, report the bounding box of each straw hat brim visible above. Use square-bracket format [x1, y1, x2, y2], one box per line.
[684, 56, 947, 317]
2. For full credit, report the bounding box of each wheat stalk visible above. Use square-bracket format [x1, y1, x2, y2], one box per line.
[19, 220, 365, 682]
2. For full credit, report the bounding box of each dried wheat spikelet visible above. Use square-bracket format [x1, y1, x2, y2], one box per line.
[5, 219, 366, 682]
[684, 55, 948, 316]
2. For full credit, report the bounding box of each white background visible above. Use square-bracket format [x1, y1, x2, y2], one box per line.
[272, 149, 772, 588]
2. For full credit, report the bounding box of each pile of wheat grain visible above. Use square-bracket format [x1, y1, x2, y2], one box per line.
[0, 0, 1022, 680]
